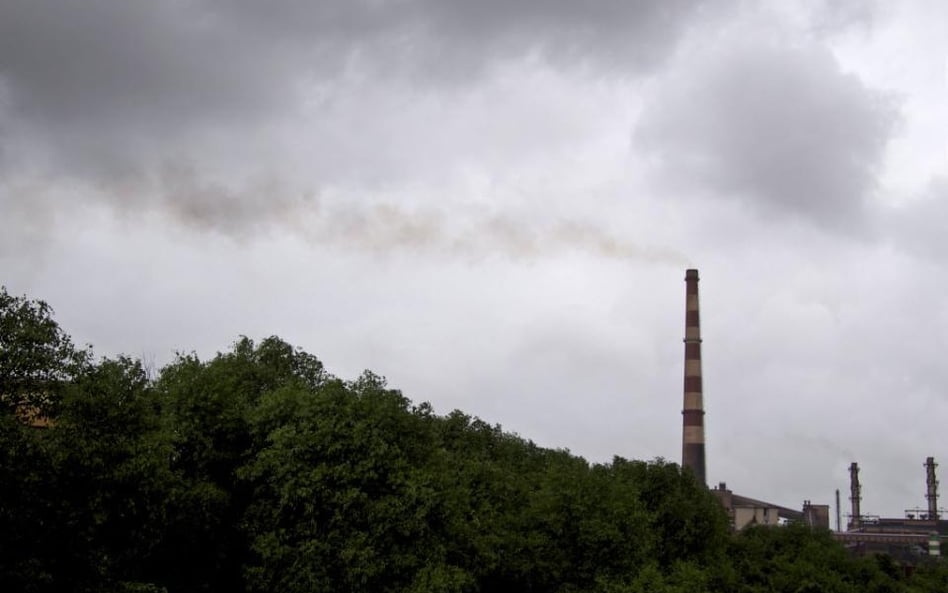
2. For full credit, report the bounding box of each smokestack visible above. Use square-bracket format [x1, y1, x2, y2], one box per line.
[849, 462, 861, 529]
[682, 269, 706, 485]
[925, 457, 939, 520]
[836, 489, 841, 532]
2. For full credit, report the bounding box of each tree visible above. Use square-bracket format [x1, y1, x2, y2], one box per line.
[42, 357, 172, 592]
[0, 321, 170, 592]
[149, 335, 331, 592]
[0, 286, 90, 418]
[727, 524, 906, 593]
[5, 285, 927, 593]
[240, 372, 440, 593]
[608, 458, 729, 569]
[0, 406, 56, 591]
[0, 287, 96, 591]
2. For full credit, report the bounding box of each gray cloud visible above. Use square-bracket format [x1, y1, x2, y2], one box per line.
[887, 176, 948, 259]
[0, 2, 295, 127]
[1, 0, 709, 264]
[0, 0, 707, 134]
[180, 0, 712, 78]
[806, 0, 881, 35]
[0, 0, 717, 240]
[635, 41, 899, 232]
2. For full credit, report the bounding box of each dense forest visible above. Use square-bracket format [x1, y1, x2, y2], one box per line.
[1, 287, 947, 592]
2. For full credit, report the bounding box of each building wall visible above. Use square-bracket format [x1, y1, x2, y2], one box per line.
[803, 504, 830, 529]
[734, 506, 781, 529]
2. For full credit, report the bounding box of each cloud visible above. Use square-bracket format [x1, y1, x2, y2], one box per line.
[0, 0, 718, 247]
[887, 176, 948, 259]
[0, 3, 295, 127]
[195, 0, 712, 78]
[635, 40, 899, 232]
[805, 0, 881, 35]
[0, 1, 708, 136]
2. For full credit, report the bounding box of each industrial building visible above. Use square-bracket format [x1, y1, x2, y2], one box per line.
[679, 269, 944, 558]
[837, 459, 945, 559]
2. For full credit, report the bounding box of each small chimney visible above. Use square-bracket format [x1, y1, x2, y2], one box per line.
[835, 489, 842, 532]
[681, 269, 706, 485]
[925, 457, 939, 520]
[849, 462, 861, 529]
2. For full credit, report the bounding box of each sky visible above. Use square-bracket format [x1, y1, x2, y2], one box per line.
[2, 0, 947, 522]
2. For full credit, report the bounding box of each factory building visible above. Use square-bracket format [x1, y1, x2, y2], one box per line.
[837, 459, 945, 558]
[678, 269, 945, 559]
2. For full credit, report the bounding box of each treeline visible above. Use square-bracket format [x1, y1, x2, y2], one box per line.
[1, 287, 947, 592]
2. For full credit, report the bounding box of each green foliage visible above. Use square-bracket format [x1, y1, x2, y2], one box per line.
[0, 355, 170, 592]
[151, 335, 327, 592]
[726, 524, 918, 593]
[0, 409, 56, 591]
[0, 286, 90, 415]
[49, 357, 171, 590]
[608, 457, 730, 567]
[908, 560, 948, 591]
[1, 286, 943, 593]
[240, 374, 439, 592]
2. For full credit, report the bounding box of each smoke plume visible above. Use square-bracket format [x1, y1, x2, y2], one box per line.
[148, 167, 686, 265]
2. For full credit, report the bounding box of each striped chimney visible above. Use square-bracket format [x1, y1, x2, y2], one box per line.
[682, 269, 706, 485]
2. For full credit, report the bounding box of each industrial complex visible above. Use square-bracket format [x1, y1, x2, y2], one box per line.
[677, 269, 944, 559]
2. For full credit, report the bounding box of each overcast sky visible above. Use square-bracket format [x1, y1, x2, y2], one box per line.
[2, 0, 947, 521]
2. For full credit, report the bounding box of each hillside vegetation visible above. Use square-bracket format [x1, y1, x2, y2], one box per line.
[2, 286, 946, 592]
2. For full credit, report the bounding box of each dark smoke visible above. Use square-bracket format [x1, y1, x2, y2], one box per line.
[151, 168, 686, 265]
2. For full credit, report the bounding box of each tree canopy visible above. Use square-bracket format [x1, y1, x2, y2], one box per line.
[1, 286, 945, 592]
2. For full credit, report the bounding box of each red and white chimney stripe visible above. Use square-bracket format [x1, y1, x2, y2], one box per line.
[682, 269, 706, 485]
